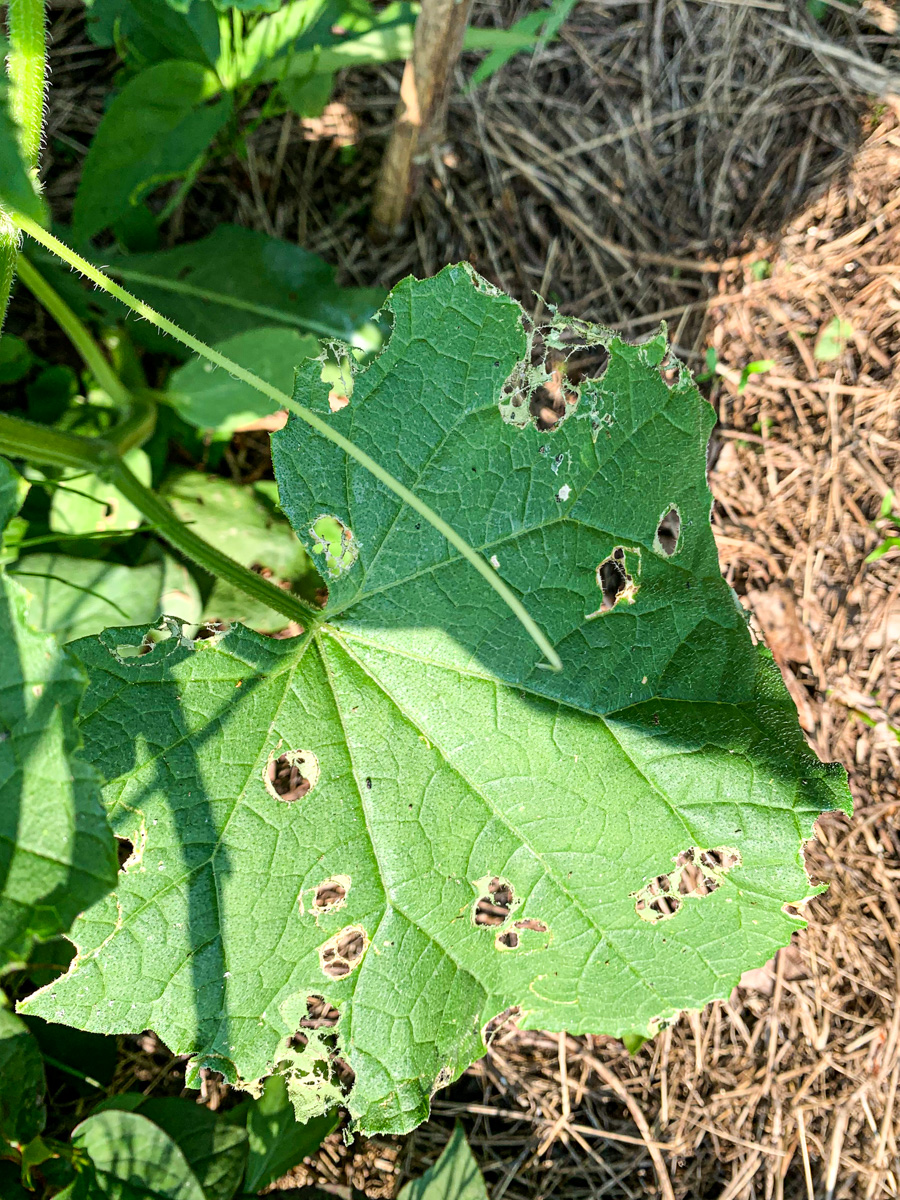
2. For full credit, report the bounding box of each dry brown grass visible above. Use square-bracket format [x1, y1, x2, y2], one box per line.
[32, 2, 900, 1197]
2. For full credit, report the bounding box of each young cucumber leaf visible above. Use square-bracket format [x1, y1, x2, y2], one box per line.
[72, 60, 233, 243]
[0, 1007, 46, 1146]
[398, 1122, 487, 1200]
[21, 272, 850, 1138]
[161, 471, 314, 632]
[0, 460, 117, 971]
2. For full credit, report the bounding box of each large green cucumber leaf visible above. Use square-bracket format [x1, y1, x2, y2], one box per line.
[22, 270, 849, 1137]
[0, 460, 117, 971]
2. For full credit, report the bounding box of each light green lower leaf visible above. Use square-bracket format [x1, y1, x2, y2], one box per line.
[12, 554, 201, 643]
[166, 329, 319, 439]
[50, 448, 152, 536]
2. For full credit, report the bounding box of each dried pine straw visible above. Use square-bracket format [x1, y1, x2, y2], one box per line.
[33, 2, 900, 1197]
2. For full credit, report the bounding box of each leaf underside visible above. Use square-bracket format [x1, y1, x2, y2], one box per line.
[22, 267, 851, 1135]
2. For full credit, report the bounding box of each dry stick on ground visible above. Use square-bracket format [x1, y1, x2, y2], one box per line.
[369, 0, 474, 239]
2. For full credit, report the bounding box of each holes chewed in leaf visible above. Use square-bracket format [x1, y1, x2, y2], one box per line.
[116, 837, 134, 869]
[633, 846, 741, 923]
[588, 547, 640, 618]
[654, 506, 681, 556]
[310, 515, 357, 577]
[313, 875, 350, 912]
[514, 918, 549, 933]
[474, 876, 514, 926]
[265, 749, 319, 803]
[301, 995, 341, 1029]
[658, 356, 680, 387]
[319, 926, 368, 978]
[496, 930, 519, 949]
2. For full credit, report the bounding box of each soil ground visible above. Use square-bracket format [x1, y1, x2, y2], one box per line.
[26, 2, 900, 1197]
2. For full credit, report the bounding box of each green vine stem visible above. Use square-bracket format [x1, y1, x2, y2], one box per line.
[13, 215, 563, 671]
[0, 411, 323, 628]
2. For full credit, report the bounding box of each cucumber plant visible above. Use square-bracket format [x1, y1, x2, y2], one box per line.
[1, 0, 851, 1191]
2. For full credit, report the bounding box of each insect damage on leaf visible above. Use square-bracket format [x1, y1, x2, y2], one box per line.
[21, 267, 851, 1139]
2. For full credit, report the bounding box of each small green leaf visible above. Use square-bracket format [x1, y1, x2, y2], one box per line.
[277, 71, 336, 120]
[749, 259, 771, 281]
[398, 1123, 487, 1200]
[866, 537, 900, 564]
[242, 1074, 338, 1194]
[86, 0, 221, 70]
[12, 553, 202, 643]
[737, 358, 775, 393]
[69, 1110, 206, 1200]
[0, 1007, 46, 1145]
[73, 60, 233, 242]
[880, 489, 897, 519]
[167, 328, 319, 439]
[814, 317, 854, 363]
[49, 448, 152, 536]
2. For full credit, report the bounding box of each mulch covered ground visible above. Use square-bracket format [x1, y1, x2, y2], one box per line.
[34, 2, 900, 1196]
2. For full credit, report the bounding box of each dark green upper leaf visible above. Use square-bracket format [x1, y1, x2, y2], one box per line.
[73, 60, 232, 242]
[0, 1007, 46, 1146]
[104, 225, 384, 345]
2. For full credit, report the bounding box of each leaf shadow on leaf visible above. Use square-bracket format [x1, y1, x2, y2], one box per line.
[0, 578, 115, 969]
[79, 622, 248, 1081]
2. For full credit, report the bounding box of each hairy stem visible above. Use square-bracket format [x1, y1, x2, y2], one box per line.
[14, 215, 563, 671]
[0, 215, 18, 335]
[6, 0, 46, 169]
[0, 411, 322, 627]
[2, 0, 46, 330]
